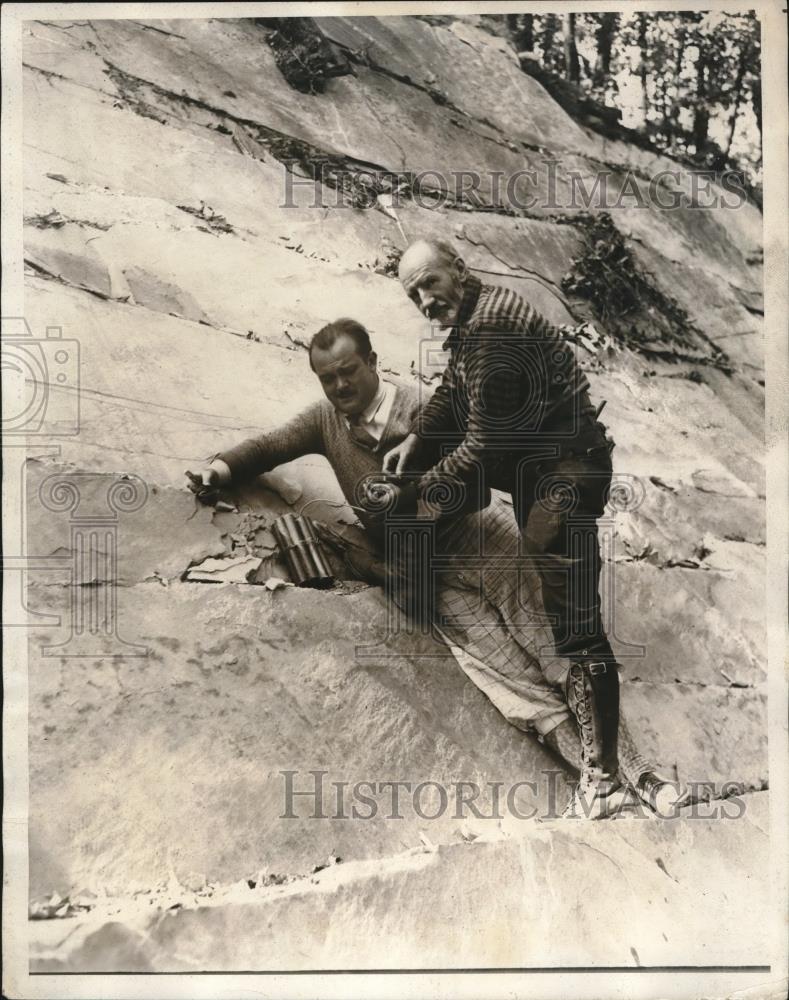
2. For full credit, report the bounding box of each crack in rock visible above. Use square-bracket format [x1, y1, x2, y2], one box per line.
[175, 202, 235, 235]
[325, 31, 549, 158]
[24, 256, 113, 301]
[94, 58, 528, 216]
[24, 210, 111, 231]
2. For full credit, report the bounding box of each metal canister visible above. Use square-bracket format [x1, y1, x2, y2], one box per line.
[271, 513, 334, 589]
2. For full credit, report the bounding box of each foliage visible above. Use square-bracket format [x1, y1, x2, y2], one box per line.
[561, 213, 731, 367]
[499, 11, 762, 189]
[258, 17, 353, 94]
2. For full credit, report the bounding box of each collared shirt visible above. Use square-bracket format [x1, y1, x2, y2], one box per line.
[342, 377, 395, 444]
[410, 274, 603, 499]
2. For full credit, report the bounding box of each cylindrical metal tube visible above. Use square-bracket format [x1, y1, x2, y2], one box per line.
[272, 514, 334, 589]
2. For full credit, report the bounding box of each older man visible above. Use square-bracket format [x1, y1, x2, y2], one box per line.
[188, 317, 675, 815]
[384, 239, 625, 809]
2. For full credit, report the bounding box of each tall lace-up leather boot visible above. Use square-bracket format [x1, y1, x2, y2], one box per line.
[563, 659, 620, 817]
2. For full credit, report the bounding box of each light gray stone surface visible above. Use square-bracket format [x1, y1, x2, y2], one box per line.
[30, 796, 770, 971]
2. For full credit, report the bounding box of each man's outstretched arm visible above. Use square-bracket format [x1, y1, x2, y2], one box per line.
[187, 403, 325, 490]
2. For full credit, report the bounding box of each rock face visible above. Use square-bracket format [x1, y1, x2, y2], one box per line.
[20, 15, 766, 971]
[30, 795, 771, 971]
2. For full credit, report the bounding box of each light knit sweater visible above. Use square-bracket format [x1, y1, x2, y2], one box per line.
[218, 377, 420, 527]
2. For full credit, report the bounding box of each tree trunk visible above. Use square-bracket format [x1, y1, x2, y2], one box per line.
[723, 40, 750, 160]
[692, 42, 710, 156]
[637, 13, 649, 124]
[752, 77, 762, 146]
[664, 24, 686, 140]
[539, 15, 561, 73]
[563, 13, 581, 83]
[593, 13, 618, 86]
[507, 13, 534, 53]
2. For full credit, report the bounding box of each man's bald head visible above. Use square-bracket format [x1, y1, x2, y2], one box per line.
[398, 239, 461, 277]
[398, 239, 468, 327]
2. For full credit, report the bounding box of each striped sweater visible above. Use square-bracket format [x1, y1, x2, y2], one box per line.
[411, 274, 604, 497]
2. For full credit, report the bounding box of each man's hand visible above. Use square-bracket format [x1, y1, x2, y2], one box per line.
[185, 467, 220, 495]
[359, 477, 419, 529]
[382, 433, 421, 475]
[185, 460, 231, 505]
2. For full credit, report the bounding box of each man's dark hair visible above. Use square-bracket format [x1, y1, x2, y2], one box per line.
[308, 318, 373, 370]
